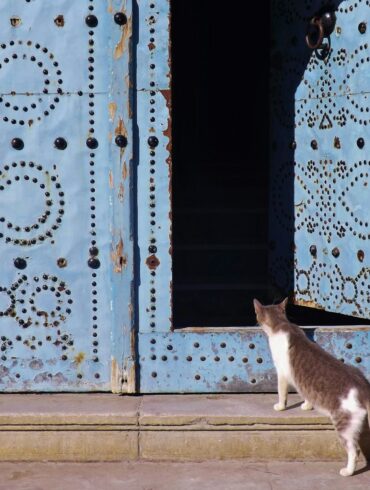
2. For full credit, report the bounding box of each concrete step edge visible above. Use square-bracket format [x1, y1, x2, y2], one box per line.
[0, 394, 363, 462]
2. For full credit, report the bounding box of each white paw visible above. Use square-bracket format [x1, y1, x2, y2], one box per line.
[301, 401, 313, 411]
[340, 468, 354, 477]
[273, 403, 286, 411]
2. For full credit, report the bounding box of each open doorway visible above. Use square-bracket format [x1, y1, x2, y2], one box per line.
[171, 0, 370, 327]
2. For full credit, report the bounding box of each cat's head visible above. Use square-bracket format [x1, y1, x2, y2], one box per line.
[253, 298, 288, 336]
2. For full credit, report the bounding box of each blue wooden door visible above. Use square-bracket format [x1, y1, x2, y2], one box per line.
[293, 2, 370, 318]
[138, 0, 370, 393]
[269, 0, 370, 320]
[269, 0, 370, 385]
[0, 1, 134, 391]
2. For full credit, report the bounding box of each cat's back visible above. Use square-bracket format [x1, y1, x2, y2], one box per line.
[287, 324, 370, 408]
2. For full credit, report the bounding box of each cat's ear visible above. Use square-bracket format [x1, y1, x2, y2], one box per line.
[253, 299, 263, 314]
[279, 297, 289, 311]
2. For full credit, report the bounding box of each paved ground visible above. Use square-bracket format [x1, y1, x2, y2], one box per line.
[1, 461, 370, 490]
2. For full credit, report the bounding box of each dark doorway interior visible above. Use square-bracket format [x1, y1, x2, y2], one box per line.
[171, 0, 370, 327]
[172, 1, 270, 326]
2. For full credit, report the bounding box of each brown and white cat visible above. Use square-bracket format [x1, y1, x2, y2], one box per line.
[253, 297, 370, 477]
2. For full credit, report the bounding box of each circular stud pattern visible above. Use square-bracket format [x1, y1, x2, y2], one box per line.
[25, 275, 72, 327]
[0, 286, 16, 317]
[0, 161, 65, 246]
[0, 41, 62, 125]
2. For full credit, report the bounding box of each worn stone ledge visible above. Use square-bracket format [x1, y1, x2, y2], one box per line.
[139, 430, 346, 461]
[0, 393, 356, 462]
[0, 431, 138, 461]
[0, 393, 330, 428]
[0, 393, 139, 426]
[137, 423, 334, 431]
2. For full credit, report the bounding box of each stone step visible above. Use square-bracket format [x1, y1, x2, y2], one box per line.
[0, 394, 368, 462]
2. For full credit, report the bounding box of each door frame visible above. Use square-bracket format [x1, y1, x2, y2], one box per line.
[131, 0, 370, 393]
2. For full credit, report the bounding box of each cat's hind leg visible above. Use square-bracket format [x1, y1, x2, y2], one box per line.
[274, 374, 288, 411]
[339, 438, 361, 477]
[332, 400, 367, 477]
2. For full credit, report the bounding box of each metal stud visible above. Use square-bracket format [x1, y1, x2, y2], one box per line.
[334, 137, 341, 149]
[54, 15, 65, 27]
[88, 257, 100, 269]
[148, 136, 159, 148]
[54, 137, 67, 150]
[311, 140, 318, 150]
[89, 246, 99, 256]
[85, 15, 98, 28]
[357, 137, 365, 149]
[148, 245, 157, 254]
[357, 250, 365, 262]
[332, 247, 340, 258]
[11, 138, 24, 150]
[57, 258, 67, 268]
[14, 258, 27, 270]
[86, 137, 98, 149]
[115, 134, 128, 148]
[114, 12, 127, 26]
[359, 22, 367, 34]
[309, 245, 317, 257]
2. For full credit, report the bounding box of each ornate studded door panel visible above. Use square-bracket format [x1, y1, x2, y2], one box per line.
[0, 1, 134, 391]
[290, 1, 370, 317]
[269, 1, 370, 387]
